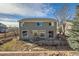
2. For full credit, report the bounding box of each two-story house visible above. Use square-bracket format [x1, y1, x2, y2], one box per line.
[19, 18, 57, 41]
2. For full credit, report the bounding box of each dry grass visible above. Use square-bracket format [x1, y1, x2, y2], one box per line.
[0, 37, 72, 51]
[0, 38, 41, 51]
[0, 33, 4, 39]
[0, 39, 25, 51]
[0, 37, 79, 56]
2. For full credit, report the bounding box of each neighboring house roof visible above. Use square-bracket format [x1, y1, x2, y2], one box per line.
[0, 21, 19, 27]
[19, 18, 57, 22]
[0, 23, 6, 28]
[0, 23, 6, 32]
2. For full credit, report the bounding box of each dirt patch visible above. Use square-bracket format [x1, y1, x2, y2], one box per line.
[0, 51, 78, 56]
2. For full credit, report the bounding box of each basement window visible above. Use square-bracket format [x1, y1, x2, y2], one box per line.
[49, 31, 54, 38]
[40, 33, 45, 37]
[34, 32, 38, 36]
[22, 31, 27, 36]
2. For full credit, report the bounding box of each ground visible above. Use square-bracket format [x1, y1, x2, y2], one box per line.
[0, 32, 79, 56]
[0, 37, 79, 56]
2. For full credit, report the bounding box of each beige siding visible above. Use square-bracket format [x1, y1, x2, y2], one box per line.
[19, 18, 57, 40]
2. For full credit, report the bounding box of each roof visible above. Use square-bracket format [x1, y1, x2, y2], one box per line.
[0, 21, 19, 27]
[19, 18, 57, 22]
[0, 23, 6, 28]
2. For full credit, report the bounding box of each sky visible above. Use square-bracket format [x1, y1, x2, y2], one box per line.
[0, 3, 78, 22]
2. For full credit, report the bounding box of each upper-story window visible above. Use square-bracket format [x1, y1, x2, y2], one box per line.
[49, 22, 52, 26]
[36, 22, 43, 26]
[49, 22, 54, 26]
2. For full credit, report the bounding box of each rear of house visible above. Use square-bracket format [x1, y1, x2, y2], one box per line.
[19, 18, 57, 41]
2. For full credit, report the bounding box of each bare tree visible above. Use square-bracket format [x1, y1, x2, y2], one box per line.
[47, 4, 72, 35]
[55, 4, 71, 35]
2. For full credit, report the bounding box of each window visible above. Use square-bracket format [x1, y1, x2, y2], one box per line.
[32, 30, 38, 36]
[37, 22, 40, 26]
[40, 33, 45, 37]
[32, 30, 45, 37]
[36, 22, 43, 26]
[34, 32, 38, 36]
[39, 30, 45, 37]
[22, 31, 27, 36]
[49, 22, 54, 26]
[49, 31, 53, 38]
[49, 22, 52, 26]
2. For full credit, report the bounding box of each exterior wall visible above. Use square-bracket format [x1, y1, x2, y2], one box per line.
[19, 22, 22, 39]
[19, 19, 57, 40]
[65, 22, 73, 35]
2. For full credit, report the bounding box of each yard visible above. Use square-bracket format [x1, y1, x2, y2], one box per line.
[0, 35, 71, 51]
[0, 38, 48, 51]
[0, 31, 79, 56]
[0, 37, 79, 56]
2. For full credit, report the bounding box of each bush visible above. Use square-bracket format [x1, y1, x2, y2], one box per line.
[67, 35, 79, 51]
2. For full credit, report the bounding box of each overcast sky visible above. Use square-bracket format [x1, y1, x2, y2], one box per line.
[0, 3, 78, 22]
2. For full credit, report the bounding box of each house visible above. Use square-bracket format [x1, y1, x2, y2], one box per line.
[19, 18, 57, 41]
[65, 21, 73, 35]
[0, 23, 6, 33]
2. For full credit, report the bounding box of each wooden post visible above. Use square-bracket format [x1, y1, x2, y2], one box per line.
[4, 26, 7, 39]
